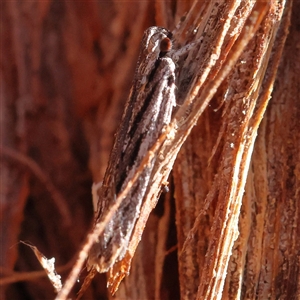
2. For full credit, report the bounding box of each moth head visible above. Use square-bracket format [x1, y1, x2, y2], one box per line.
[137, 26, 173, 84]
[159, 37, 172, 56]
[143, 27, 172, 55]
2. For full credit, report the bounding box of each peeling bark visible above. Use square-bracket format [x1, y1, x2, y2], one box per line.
[1, 1, 299, 299]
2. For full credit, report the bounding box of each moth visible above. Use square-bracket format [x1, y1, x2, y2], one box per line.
[87, 27, 180, 273]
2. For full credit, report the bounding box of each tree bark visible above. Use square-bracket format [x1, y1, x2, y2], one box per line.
[1, 1, 299, 299]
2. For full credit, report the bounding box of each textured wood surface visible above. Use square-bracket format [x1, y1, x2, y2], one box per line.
[1, 1, 299, 299]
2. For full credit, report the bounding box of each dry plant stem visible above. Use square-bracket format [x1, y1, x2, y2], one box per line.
[242, 2, 299, 298]
[184, 0, 290, 251]
[178, 1, 267, 246]
[229, 3, 297, 297]
[174, 5, 272, 300]
[182, 1, 280, 248]
[172, 2, 289, 300]
[18, 242, 62, 292]
[197, 10, 285, 300]
[178, 6, 265, 135]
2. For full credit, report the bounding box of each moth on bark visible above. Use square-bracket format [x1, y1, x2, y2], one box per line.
[87, 27, 177, 273]
[56, 3, 269, 299]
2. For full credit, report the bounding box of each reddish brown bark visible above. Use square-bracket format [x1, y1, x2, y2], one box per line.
[1, 1, 299, 299]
